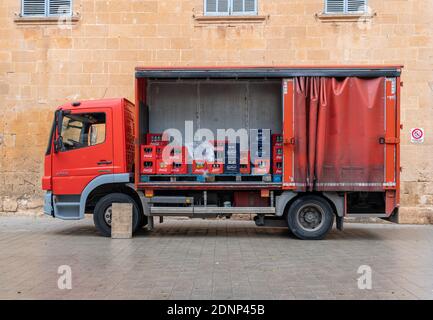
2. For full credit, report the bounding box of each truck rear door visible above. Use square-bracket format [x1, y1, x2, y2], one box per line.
[282, 76, 399, 194]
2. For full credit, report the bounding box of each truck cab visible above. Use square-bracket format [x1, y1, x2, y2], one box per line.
[43, 98, 144, 234]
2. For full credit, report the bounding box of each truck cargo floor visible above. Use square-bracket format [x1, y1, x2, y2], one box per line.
[137, 182, 282, 190]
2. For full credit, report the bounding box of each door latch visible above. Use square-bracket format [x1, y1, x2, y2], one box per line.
[379, 137, 399, 145]
[97, 160, 112, 165]
[284, 137, 295, 145]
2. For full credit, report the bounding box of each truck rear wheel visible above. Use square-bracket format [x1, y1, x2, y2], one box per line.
[286, 195, 334, 240]
[93, 193, 144, 237]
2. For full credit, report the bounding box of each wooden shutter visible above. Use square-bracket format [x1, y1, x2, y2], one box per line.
[232, 0, 256, 14]
[325, 0, 345, 13]
[244, 0, 256, 12]
[48, 0, 72, 16]
[348, 0, 367, 13]
[22, 0, 46, 16]
[232, 0, 243, 12]
[218, 0, 229, 13]
[205, 0, 229, 15]
[205, 0, 217, 13]
[325, 0, 367, 13]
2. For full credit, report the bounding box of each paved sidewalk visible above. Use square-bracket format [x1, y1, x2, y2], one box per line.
[0, 216, 432, 300]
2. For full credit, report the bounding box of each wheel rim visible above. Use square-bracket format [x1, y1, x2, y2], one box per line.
[104, 206, 112, 226]
[296, 203, 324, 232]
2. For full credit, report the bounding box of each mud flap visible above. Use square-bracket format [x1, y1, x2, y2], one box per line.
[336, 215, 344, 231]
[44, 192, 54, 217]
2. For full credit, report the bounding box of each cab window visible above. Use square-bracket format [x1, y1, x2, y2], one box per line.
[61, 113, 106, 151]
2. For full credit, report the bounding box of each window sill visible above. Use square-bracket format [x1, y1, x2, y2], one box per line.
[194, 15, 268, 25]
[14, 13, 80, 25]
[315, 12, 376, 23]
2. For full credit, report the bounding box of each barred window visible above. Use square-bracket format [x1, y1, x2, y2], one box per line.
[22, 0, 72, 17]
[204, 0, 257, 16]
[325, 0, 368, 14]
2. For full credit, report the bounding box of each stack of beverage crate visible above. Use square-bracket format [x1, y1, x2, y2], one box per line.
[140, 131, 283, 180]
[225, 140, 240, 174]
[272, 134, 283, 182]
[250, 129, 271, 175]
[140, 133, 187, 175]
[206, 140, 224, 174]
[140, 134, 166, 174]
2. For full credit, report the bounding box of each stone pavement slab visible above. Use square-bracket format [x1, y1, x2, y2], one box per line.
[0, 216, 432, 300]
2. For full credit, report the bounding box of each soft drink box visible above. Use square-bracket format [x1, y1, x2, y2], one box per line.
[141, 145, 156, 159]
[273, 145, 283, 161]
[207, 162, 224, 174]
[192, 160, 207, 174]
[272, 134, 283, 147]
[146, 133, 169, 146]
[172, 162, 188, 174]
[252, 159, 271, 175]
[224, 142, 240, 174]
[273, 161, 283, 175]
[156, 159, 172, 174]
[141, 160, 156, 174]
[239, 151, 251, 174]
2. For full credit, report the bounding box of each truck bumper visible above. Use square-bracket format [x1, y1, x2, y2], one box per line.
[44, 191, 54, 217]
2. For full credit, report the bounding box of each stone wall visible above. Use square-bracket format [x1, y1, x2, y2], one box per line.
[0, 0, 432, 222]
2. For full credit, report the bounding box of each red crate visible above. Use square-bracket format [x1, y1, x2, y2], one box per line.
[156, 159, 172, 174]
[252, 159, 271, 175]
[273, 145, 283, 161]
[239, 151, 251, 174]
[192, 160, 207, 174]
[207, 162, 224, 174]
[156, 145, 187, 162]
[272, 134, 283, 147]
[141, 145, 156, 159]
[155, 145, 165, 159]
[170, 146, 188, 163]
[141, 160, 156, 174]
[273, 161, 283, 175]
[172, 162, 188, 174]
[146, 133, 169, 146]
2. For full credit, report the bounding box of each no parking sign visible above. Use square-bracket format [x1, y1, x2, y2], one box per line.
[411, 128, 424, 144]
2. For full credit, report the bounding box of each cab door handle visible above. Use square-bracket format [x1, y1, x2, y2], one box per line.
[97, 160, 112, 165]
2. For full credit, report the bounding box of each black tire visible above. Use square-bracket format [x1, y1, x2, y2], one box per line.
[93, 193, 144, 237]
[139, 214, 148, 228]
[286, 195, 334, 240]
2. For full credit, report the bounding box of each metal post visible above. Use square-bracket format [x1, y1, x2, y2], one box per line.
[203, 190, 207, 207]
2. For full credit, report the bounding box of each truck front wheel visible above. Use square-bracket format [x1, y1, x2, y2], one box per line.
[93, 193, 144, 237]
[286, 195, 334, 240]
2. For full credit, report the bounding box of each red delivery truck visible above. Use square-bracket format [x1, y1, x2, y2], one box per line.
[42, 66, 402, 240]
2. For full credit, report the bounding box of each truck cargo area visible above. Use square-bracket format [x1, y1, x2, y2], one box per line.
[137, 78, 282, 189]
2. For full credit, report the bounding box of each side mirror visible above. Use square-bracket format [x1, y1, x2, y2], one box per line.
[89, 125, 98, 145]
[56, 110, 63, 137]
[54, 136, 64, 153]
[54, 110, 64, 153]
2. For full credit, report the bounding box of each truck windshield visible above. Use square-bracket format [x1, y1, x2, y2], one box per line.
[61, 113, 106, 152]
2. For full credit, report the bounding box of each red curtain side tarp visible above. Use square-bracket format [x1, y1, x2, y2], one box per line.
[293, 77, 385, 192]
